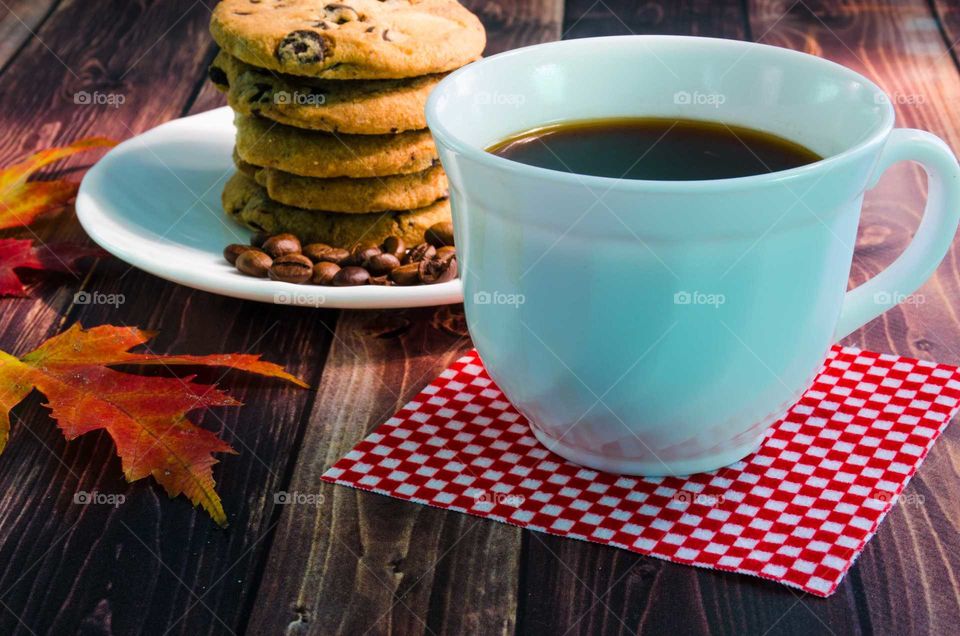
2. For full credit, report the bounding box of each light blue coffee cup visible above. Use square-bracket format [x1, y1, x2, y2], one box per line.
[427, 36, 960, 476]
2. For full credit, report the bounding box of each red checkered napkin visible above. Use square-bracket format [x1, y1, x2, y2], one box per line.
[321, 345, 960, 596]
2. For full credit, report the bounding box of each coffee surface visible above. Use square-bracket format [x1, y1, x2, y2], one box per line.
[488, 117, 822, 180]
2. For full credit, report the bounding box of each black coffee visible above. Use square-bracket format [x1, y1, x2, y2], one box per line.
[487, 117, 821, 180]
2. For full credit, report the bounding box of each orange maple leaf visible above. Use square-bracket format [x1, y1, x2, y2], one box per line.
[0, 137, 116, 230]
[0, 324, 307, 526]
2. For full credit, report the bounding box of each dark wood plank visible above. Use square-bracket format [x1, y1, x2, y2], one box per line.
[563, 0, 747, 39]
[0, 2, 332, 635]
[244, 2, 564, 634]
[745, 1, 960, 633]
[518, 1, 949, 634]
[0, 0, 58, 70]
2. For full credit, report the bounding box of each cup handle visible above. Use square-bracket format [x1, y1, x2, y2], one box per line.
[835, 129, 960, 340]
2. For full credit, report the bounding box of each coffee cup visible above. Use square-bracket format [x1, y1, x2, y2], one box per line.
[426, 36, 960, 475]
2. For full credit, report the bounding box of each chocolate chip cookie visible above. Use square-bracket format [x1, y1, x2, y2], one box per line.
[209, 51, 443, 134]
[235, 152, 448, 212]
[210, 0, 486, 80]
[223, 171, 452, 247]
[234, 113, 437, 178]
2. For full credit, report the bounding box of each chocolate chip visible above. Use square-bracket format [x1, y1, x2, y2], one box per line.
[382, 29, 396, 41]
[324, 3, 360, 23]
[208, 65, 229, 88]
[276, 30, 328, 65]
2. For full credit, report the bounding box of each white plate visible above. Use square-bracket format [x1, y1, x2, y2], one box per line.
[76, 107, 463, 309]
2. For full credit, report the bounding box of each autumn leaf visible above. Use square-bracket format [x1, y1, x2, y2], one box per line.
[0, 238, 105, 296]
[0, 137, 116, 230]
[0, 324, 307, 525]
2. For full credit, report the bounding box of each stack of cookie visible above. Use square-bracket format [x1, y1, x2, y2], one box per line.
[208, 0, 485, 248]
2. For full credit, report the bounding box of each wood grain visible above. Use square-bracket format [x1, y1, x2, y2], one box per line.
[244, 2, 565, 634]
[0, 2, 330, 635]
[0, 0, 58, 71]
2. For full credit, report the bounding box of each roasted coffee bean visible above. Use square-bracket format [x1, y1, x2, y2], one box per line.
[425, 221, 455, 248]
[367, 252, 401, 276]
[403, 243, 435, 264]
[312, 261, 340, 285]
[235, 249, 272, 277]
[262, 233, 302, 258]
[224, 243, 256, 265]
[381, 236, 405, 260]
[349, 243, 381, 267]
[302, 242, 332, 263]
[370, 275, 392, 286]
[418, 253, 458, 285]
[436, 246, 457, 259]
[389, 262, 421, 286]
[268, 254, 314, 284]
[250, 231, 270, 248]
[312, 246, 350, 264]
[332, 266, 370, 286]
[276, 30, 328, 65]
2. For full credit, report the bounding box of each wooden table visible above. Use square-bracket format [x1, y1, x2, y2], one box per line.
[1, 1, 959, 634]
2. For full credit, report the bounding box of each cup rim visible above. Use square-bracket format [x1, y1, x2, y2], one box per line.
[426, 35, 896, 192]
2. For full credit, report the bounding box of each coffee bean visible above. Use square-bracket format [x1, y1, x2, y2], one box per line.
[370, 275, 392, 286]
[302, 242, 332, 263]
[418, 252, 458, 284]
[436, 246, 457, 259]
[276, 30, 328, 65]
[403, 243, 436, 264]
[332, 266, 370, 286]
[381, 236, 405, 260]
[389, 262, 421, 286]
[349, 243, 381, 267]
[313, 246, 350, 264]
[367, 253, 400, 276]
[312, 261, 340, 285]
[224, 243, 256, 265]
[262, 233, 302, 259]
[250, 232, 270, 248]
[425, 221, 455, 248]
[269, 254, 313, 284]
[235, 249, 272, 277]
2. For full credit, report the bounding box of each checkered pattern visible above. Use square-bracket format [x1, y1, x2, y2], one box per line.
[321, 345, 960, 597]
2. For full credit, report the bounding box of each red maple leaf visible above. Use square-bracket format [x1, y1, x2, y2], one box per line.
[0, 324, 308, 525]
[0, 238, 104, 296]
